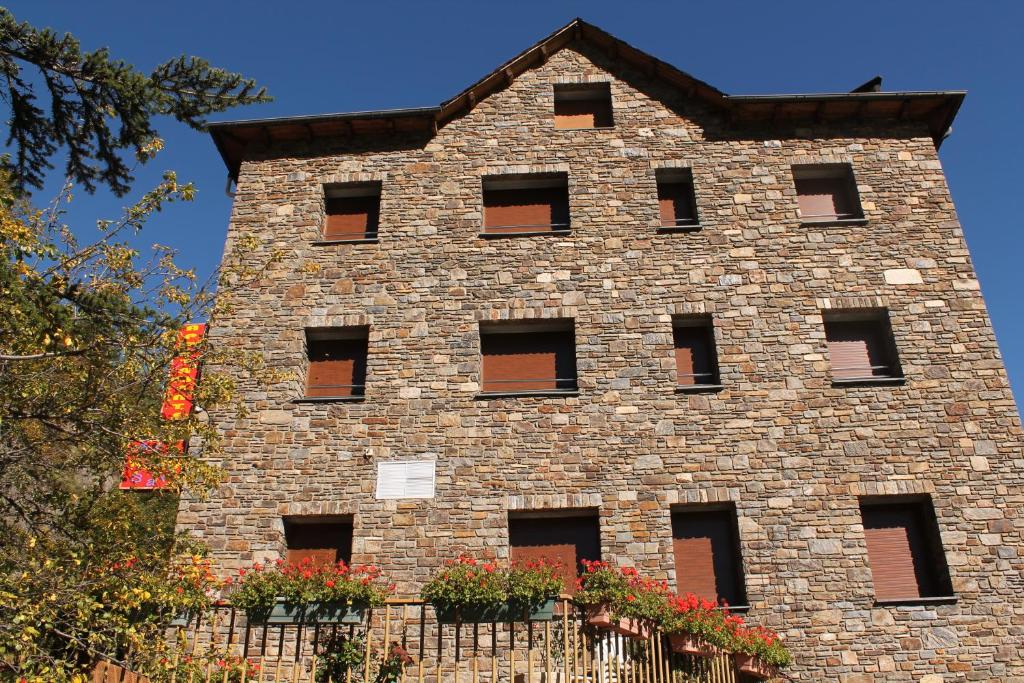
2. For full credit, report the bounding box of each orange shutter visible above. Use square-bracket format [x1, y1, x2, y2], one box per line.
[657, 181, 698, 226]
[826, 320, 891, 379]
[481, 331, 575, 392]
[862, 505, 936, 601]
[285, 521, 353, 567]
[509, 516, 601, 596]
[554, 98, 612, 129]
[483, 188, 569, 233]
[795, 177, 858, 220]
[324, 196, 379, 240]
[672, 511, 743, 606]
[306, 339, 367, 397]
[674, 326, 714, 386]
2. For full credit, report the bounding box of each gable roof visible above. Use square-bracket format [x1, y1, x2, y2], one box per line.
[209, 18, 964, 179]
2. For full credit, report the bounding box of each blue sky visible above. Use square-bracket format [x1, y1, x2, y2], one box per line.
[11, 1, 1024, 403]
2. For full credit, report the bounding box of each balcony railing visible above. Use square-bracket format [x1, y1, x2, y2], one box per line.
[163, 597, 752, 682]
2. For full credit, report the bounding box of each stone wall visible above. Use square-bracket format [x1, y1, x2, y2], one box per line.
[178, 40, 1024, 681]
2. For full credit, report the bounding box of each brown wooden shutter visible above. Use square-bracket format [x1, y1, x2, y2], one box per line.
[554, 98, 612, 129]
[862, 505, 938, 601]
[826, 320, 892, 379]
[657, 181, 698, 226]
[674, 325, 715, 386]
[324, 196, 379, 240]
[481, 330, 575, 392]
[483, 188, 569, 233]
[795, 176, 858, 220]
[285, 521, 353, 567]
[306, 338, 367, 397]
[509, 516, 601, 596]
[672, 511, 743, 605]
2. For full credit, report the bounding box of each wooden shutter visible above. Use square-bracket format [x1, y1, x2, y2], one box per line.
[306, 338, 367, 397]
[862, 504, 939, 601]
[509, 516, 601, 595]
[674, 325, 715, 386]
[672, 511, 743, 605]
[554, 98, 612, 129]
[795, 176, 858, 220]
[657, 181, 698, 226]
[826, 320, 891, 379]
[481, 330, 575, 392]
[483, 188, 569, 233]
[324, 196, 379, 240]
[285, 521, 353, 567]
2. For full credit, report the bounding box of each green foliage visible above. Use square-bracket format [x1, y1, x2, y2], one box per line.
[660, 593, 735, 650]
[505, 560, 564, 610]
[0, 7, 270, 195]
[572, 560, 630, 607]
[726, 624, 793, 668]
[420, 557, 507, 609]
[228, 559, 393, 614]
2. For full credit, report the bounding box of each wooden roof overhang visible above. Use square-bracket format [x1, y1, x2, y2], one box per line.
[208, 18, 965, 180]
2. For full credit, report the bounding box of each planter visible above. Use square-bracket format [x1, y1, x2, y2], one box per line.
[246, 598, 304, 625]
[733, 654, 778, 680]
[505, 597, 558, 622]
[434, 603, 502, 624]
[584, 603, 652, 639]
[668, 633, 718, 657]
[434, 598, 558, 624]
[307, 601, 367, 625]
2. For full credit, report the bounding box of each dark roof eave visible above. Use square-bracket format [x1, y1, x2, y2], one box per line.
[207, 106, 440, 130]
[726, 90, 966, 102]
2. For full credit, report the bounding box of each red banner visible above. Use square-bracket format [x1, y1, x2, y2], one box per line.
[123, 323, 206, 490]
[119, 440, 184, 490]
[160, 323, 206, 420]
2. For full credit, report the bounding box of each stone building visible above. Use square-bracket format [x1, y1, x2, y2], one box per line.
[181, 19, 1024, 681]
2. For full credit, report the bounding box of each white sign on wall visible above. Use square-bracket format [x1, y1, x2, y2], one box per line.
[375, 460, 436, 499]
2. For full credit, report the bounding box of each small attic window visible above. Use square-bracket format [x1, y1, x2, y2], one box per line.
[322, 182, 381, 242]
[554, 83, 613, 129]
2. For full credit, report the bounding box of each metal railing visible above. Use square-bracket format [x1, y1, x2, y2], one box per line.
[482, 223, 571, 234]
[831, 363, 898, 380]
[165, 598, 748, 682]
[480, 378, 578, 394]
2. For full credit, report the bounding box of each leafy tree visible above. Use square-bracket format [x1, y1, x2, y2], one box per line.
[0, 7, 270, 195]
[0, 11, 279, 681]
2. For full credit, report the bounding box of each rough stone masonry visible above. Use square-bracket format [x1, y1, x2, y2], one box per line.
[179, 22, 1024, 682]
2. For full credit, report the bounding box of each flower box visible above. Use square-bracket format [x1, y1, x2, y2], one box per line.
[584, 603, 651, 639]
[307, 601, 367, 625]
[434, 597, 558, 624]
[668, 633, 718, 657]
[434, 603, 502, 624]
[246, 598, 304, 625]
[734, 654, 778, 680]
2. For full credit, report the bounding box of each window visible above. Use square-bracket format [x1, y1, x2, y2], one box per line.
[322, 182, 381, 241]
[823, 309, 903, 384]
[671, 506, 747, 607]
[553, 83, 613, 129]
[673, 316, 720, 390]
[509, 511, 601, 594]
[303, 327, 369, 399]
[479, 319, 578, 396]
[656, 169, 700, 230]
[792, 164, 863, 223]
[284, 517, 353, 567]
[482, 174, 570, 236]
[859, 497, 953, 604]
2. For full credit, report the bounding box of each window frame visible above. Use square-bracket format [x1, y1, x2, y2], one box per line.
[296, 326, 370, 403]
[822, 309, 905, 387]
[553, 83, 614, 130]
[508, 509, 602, 595]
[858, 496, 956, 607]
[316, 182, 382, 244]
[476, 319, 579, 399]
[655, 168, 702, 233]
[670, 504, 749, 612]
[480, 173, 571, 238]
[791, 163, 866, 226]
[672, 315, 723, 393]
